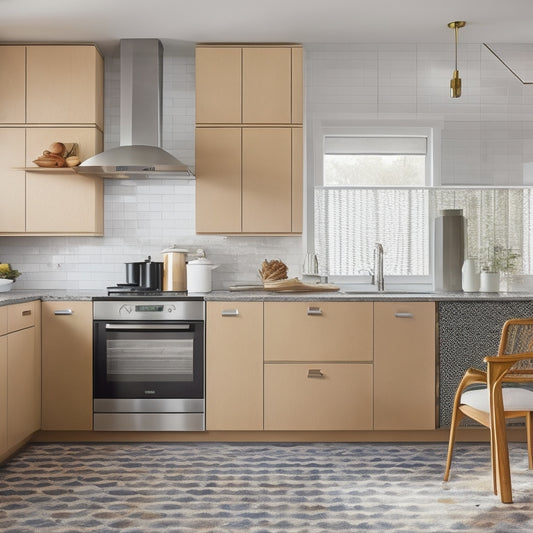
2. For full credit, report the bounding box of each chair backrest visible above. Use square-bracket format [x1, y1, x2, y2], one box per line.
[498, 318, 533, 376]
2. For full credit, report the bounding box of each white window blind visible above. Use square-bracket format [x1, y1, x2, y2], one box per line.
[324, 136, 427, 155]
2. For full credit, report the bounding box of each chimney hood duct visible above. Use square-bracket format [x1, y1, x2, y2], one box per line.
[77, 39, 192, 179]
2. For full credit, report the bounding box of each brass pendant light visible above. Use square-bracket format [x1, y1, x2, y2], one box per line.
[448, 21, 466, 98]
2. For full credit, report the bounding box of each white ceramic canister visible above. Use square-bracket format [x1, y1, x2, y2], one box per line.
[186, 257, 219, 293]
[480, 271, 500, 292]
[461, 259, 480, 292]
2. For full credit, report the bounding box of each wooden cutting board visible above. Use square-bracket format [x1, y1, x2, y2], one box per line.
[262, 277, 340, 292]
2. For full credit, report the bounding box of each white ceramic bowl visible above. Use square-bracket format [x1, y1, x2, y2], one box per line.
[0, 279, 14, 292]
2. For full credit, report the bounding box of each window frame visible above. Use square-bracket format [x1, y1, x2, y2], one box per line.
[307, 119, 442, 290]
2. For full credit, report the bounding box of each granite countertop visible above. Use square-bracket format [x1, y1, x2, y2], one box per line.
[1, 288, 533, 306]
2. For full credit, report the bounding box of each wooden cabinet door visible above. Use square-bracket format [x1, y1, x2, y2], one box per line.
[0, 335, 7, 455]
[195, 127, 242, 233]
[196, 47, 242, 124]
[26, 45, 104, 127]
[0, 46, 25, 123]
[374, 302, 436, 430]
[41, 301, 93, 431]
[264, 301, 374, 362]
[206, 302, 263, 430]
[264, 363, 373, 430]
[25, 127, 103, 234]
[242, 48, 292, 124]
[0, 128, 26, 233]
[291, 127, 303, 233]
[291, 47, 303, 125]
[242, 128, 292, 233]
[7, 326, 40, 448]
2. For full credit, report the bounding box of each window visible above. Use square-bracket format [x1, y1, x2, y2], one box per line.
[323, 136, 428, 187]
[313, 128, 434, 285]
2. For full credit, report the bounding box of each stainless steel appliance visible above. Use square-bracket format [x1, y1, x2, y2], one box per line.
[93, 297, 205, 431]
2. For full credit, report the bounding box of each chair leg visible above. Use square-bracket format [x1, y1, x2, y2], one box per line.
[444, 406, 465, 481]
[492, 400, 513, 503]
[526, 412, 533, 470]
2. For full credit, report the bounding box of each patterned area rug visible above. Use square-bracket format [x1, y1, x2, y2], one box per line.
[1, 441, 533, 532]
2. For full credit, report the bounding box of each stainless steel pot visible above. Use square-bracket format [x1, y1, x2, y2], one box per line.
[139, 256, 163, 290]
[125, 262, 143, 285]
[161, 247, 188, 291]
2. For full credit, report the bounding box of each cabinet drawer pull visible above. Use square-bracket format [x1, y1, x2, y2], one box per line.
[21, 309, 32, 316]
[307, 306, 323, 316]
[221, 309, 239, 317]
[54, 309, 73, 316]
[308, 369, 324, 378]
[395, 312, 414, 319]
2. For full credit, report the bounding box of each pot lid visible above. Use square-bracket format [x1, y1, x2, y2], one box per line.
[188, 257, 219, 267]
[161, 246, 189, 254]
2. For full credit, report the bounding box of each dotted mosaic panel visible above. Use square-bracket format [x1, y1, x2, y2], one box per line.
[439, 300, 533, 427]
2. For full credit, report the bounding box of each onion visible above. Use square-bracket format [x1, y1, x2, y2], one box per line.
[48, 142, 66, 155]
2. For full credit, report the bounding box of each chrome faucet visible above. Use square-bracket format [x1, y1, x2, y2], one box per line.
[373, 242, 384, 291]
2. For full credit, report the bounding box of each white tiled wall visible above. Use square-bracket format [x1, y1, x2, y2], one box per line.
[2, 42, 532, 290]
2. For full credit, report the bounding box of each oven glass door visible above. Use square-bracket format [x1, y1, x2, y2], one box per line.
[94, 320, 204, 399]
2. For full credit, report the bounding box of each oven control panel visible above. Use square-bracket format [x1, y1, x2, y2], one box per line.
[93, 300, 204, 321]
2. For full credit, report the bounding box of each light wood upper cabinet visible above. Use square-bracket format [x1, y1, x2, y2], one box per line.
[26, 45, 104, 128]
[0, 128, 26, 232]
[242, 128, 292, 233]
[41, 301, 93, 431]
[0, 46, 25, 124]
[206, 302, 263, 430]
[264, 301, 374, 362]
[196, 47, 242, 124]
[196, 44, 302, 125]
[195, 127, 242, 233]
[373, 302, 436, 430]
[291, 47, 303, 124]
[196, 127, 302, 234]
[242, 47, 292, 124]
[195, 44, 303, 235]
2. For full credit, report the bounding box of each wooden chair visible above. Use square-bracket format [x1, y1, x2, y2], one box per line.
[444, 318, 533, 503]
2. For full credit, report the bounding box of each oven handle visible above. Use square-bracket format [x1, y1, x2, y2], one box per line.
[105, 324, 191, 331]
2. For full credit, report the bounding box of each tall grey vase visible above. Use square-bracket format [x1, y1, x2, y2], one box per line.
[434, 209, 465, 292]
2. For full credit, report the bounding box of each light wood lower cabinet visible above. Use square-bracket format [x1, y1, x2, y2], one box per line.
[5, 301, 40, 450]
[206, 302, 263, 430]
[264, 363, 373, 430]
[264, 301, 373, 362]
[373, 302, 436, 430]
[41, 301, 93, 431]
[0, 335, 7, 455]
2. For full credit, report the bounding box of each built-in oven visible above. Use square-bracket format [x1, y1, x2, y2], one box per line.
[93, 298, 205, 431]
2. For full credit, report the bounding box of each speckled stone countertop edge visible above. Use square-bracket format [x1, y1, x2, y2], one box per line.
[2, 289, 533, 306]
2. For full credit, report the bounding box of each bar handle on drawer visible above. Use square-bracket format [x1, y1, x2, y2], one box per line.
[307, 306, 323, 316]
[221, 309, 239, 317]
[54, 309, 73, 316]
[308, 369, 324, 378]
[21, 309, 32, 316]
[395, 312, 414, 319]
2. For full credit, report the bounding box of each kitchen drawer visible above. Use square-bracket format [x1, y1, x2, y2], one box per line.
[264, 362, 373, 430]
[7, 301, 35, 333]
[0, 306, 7, 336]
[264, 301, 373, 362]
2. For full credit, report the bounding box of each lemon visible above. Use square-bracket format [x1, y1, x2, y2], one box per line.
[0, 263, 10, 273]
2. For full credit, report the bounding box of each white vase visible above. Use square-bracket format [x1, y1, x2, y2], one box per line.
[480, 271, 500, 292]
[461, 259, 480, 292]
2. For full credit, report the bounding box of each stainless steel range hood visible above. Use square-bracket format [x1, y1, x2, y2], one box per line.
[77, 39, 193, 179]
